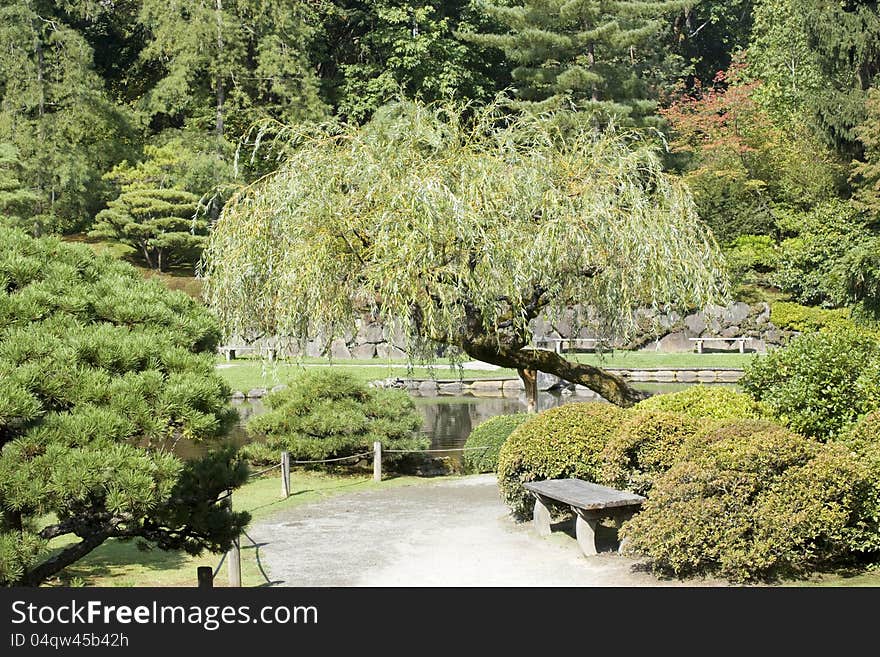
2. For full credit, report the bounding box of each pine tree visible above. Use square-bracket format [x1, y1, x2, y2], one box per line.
[89, 144, 208, 272]
[461, 0, 691, 121]
[0, 227, 248, 587]
[0, 1, 137, 233]
[749, 0, 880, 159]
[321, 1, 508, 123]
[0, 143, 40, 233]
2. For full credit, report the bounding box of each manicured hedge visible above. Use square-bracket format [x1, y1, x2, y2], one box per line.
[620, 420, 867, 582]
[462, 414, 529, 474]
[600, 410, 703, 497]
[634, 385, 769, 420]
[496, 402, 627, 520]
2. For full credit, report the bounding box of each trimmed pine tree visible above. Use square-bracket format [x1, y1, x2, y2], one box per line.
[0, 226, 248, 586]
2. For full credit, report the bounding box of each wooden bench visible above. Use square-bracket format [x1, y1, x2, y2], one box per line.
[522, 479, 645, 556]
[689, 336, 753, 354]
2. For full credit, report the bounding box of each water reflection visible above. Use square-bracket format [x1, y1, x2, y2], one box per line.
[171, 381, 706, 460]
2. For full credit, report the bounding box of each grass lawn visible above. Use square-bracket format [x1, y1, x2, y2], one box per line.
[217, 359, 519, 393]
[216, 351, 757, 393]
[47, 471, 433, 587]
[571, 351, 758, 369]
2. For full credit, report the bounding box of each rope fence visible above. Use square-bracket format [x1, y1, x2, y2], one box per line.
[204, 441, 492, 588]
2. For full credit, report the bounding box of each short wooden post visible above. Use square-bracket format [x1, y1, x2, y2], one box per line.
[281, 451, 290, 498]
[197, 566, 214, 588]
[225, 492, 242, 587]
[228, 538, 241, 587]
[373, 441, 382, 482]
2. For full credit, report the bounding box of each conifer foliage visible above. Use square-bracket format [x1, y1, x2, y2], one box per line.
[0, 227, 248, 586]
[462, 0, 689, 120]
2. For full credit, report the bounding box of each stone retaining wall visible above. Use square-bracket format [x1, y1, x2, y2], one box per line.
[224, 301, 793, 360]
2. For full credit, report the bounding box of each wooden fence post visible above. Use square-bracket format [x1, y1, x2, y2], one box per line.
[197, 566, 214, 588]
[225, 491, 242, 587]
[373, 441, 382, 482]
[281, 451, 290, 498]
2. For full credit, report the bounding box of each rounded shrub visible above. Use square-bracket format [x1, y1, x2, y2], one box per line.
[634, 385, 769, 420]
[497, 402, 628, 520]
[742, 327, 880, 439]
[462, 413, 529, 474]
[600, 410, 703, 496]
[621, 420, 867, 582]
[839, 412, 880, 555]
[243, 369, 426, 469]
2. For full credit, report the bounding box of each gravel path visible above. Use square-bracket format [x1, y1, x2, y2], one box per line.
[249, 474, 722, 587]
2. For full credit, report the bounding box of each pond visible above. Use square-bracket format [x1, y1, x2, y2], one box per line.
[170, 381, 723, 462]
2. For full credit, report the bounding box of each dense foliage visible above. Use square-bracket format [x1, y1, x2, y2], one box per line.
[243, 370, 426, 468]
[204, 101, 725, 406]
[742, 327, 880, 439]
[496, 403, 627, 519]
[462, 413, 529, 474]
[633, 385, 769, 420]
[600, 410, 702, 497]
[0, 227, 247, 586]
[621, 420, 868, 582]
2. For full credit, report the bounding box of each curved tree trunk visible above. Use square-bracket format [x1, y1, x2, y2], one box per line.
[461, 333, 648, 408]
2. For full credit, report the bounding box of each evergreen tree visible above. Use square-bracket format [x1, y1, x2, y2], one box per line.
[320, 1, 508, 123]
[139, 0, 327, 141]
[749, 0, 880, 159]
[461, 0, 691, 121]
[0, 226, 248, 587]
[0, 1, 137, 234]
[0, 143, 40, 233]
[89, 143, 207, 272]
[851, 87, 880, 218]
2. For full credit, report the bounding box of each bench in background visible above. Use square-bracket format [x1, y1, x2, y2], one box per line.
[689, 336, 753, 354]
[523, 478, 645, 556]
[218, 345, 278, 362]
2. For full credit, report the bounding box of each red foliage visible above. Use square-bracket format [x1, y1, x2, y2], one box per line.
[661, 63, 768, 157]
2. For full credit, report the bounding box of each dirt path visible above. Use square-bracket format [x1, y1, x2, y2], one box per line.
[249, 474, 724, 587]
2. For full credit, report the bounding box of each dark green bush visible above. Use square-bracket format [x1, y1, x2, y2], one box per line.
[621, 420, 866, 582]
[600, 410, 703, 496]
[634, 385, 769, 421]
[742, 327, 880, 439]
[243, 370, 426, 468]
[496, 402, 627, 520]
[462, 413, 529, 474]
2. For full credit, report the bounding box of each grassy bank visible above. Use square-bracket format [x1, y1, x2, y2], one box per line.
[216, 352, 756, 393]
[47, 471, 432, 587]
[217, 359, 519, 392]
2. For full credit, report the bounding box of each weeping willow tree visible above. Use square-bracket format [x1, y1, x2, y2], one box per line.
[203, 102, 727, 407]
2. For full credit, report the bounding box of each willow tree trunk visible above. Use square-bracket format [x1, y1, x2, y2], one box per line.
[518, 368, 538, 413]
[461, 333, 648, 408]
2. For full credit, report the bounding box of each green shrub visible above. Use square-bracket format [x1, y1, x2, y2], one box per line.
[724, 234, 778, 287]
[769, 300, 852, 334]
[496, 403, 627, 520]
[621, 420, 866, 582]
[462, 413, 529, 474]
[839, 412, 880, 554]
[600, 410, 703, 496]
[244, 370, 426, 469]
[742, 327, 880, 439]
[634, 385, 769, 421]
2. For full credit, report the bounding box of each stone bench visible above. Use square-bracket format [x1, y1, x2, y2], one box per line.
[689, 336, 753, 354]
[532, 338, 601, 354]
[218, 345, 277, 361]
[522, 478, 645, 556]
